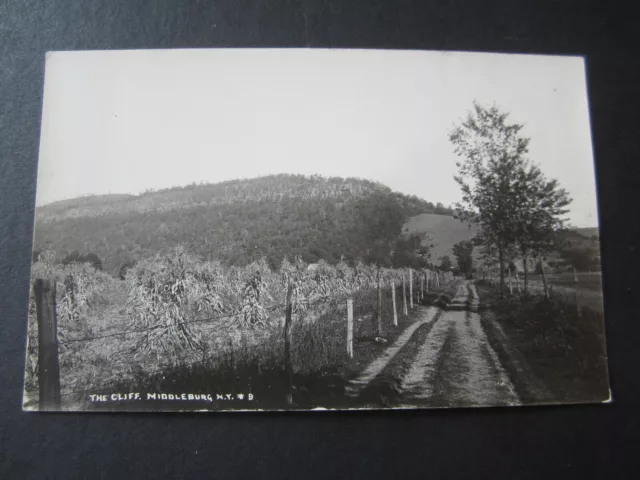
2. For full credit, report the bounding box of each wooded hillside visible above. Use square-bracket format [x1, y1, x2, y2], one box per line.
[33, 174, 599, 277]
[34, 174, 455, 275]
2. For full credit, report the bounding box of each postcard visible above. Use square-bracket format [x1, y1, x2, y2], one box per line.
[24, 48, 609, 411]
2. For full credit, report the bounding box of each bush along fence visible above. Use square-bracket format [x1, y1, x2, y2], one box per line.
[27, 250, 455, 410]
[475, 260, 603, 316]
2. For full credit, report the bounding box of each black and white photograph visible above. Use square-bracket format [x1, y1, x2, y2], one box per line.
[24, 48, 610, 412]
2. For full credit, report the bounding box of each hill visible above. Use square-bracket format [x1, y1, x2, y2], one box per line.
[402, 213, 478, 263]
[33, 174, 455, 275]
[552, 228, 602, 272]
[40, 194, 137, 213]
[33, 174, 601, 276]
[575, 227, 599, 239]
[402, 213, 602, 272]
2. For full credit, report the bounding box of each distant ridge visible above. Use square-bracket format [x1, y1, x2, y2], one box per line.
[403, 213, 478, 262]
[41, 193, 136, 209]
[33, 174, 599, 275]
[574, 227, 599, 238]
[403, 213, 599, 263]
[36, 174, 453, 223]
[33, 174, 454, 275]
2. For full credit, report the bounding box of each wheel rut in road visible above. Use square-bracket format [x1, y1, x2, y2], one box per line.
[350, 281, 521, 408]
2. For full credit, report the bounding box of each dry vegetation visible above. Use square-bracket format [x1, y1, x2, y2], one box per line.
[25, 248, 449, 409]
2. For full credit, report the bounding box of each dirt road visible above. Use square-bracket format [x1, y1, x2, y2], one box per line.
[350, 282, 522, 408]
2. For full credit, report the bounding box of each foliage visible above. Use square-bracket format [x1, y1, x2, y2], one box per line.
[391, 234, 429, 269]
[449, 102, 572, 295]
[118, 259, 137, 280]
[510, 163, 571, 294]
[452, 240, 474, 277]
[553, 229, 602, 272]
[61, 250, 103, 271]
[534, 261, 544, 275]
[439, 255, 452, 272]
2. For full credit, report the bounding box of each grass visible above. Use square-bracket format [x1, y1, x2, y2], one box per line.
[345, 281, 461, 408]
[476, 282, 610, 404]
[527, 272, 604, 293]
[403, 212, 478, 262]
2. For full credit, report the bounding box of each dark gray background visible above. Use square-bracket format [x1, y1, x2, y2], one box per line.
[1, 1, 638, 478]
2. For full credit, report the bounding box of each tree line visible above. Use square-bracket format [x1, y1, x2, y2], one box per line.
[33, 176, 455, 277]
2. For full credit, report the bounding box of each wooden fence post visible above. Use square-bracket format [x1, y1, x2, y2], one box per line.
[573, 268, 582, 317]
[284, 277, 294, 406]
[346, 298, 354, 357]
[391, 281, 398, 326]
[508, 267, 513, 295]
[540, 259, 549, 300]
[402, 274, 408, 316]
[34, 278, 61, 411]
[409, 268, 414, 309]
[515, 269, 522, 294]
[376, 269, 383, 337]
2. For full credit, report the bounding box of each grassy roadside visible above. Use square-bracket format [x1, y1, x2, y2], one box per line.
[351, 281, 462, 408]
[476, 282, 610, 405]
[344, 282, 460, 378]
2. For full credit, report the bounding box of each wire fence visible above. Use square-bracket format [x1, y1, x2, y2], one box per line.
[27, 270, 455, 410]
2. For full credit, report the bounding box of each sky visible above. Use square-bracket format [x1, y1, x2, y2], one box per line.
[36, 48, 599, 227]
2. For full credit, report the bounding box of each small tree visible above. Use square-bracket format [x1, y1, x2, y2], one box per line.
[61, 250, 81, 265]
[512, 163, 571, 294]
[452, 240, 474, 278]
[83, 252, 103, 271]
[450, 102, 571, 297]
[450, 103, 530, 296]
[119, 259, 137, 280]
[439, 255, 452, 272]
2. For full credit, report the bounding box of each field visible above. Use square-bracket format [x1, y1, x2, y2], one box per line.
[476, 282, 610, 404]
[518, 272, 605, 314]
[403, 213, 478, 263]
[528, 272, 603, 292]
[24, 248, 451, 410]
